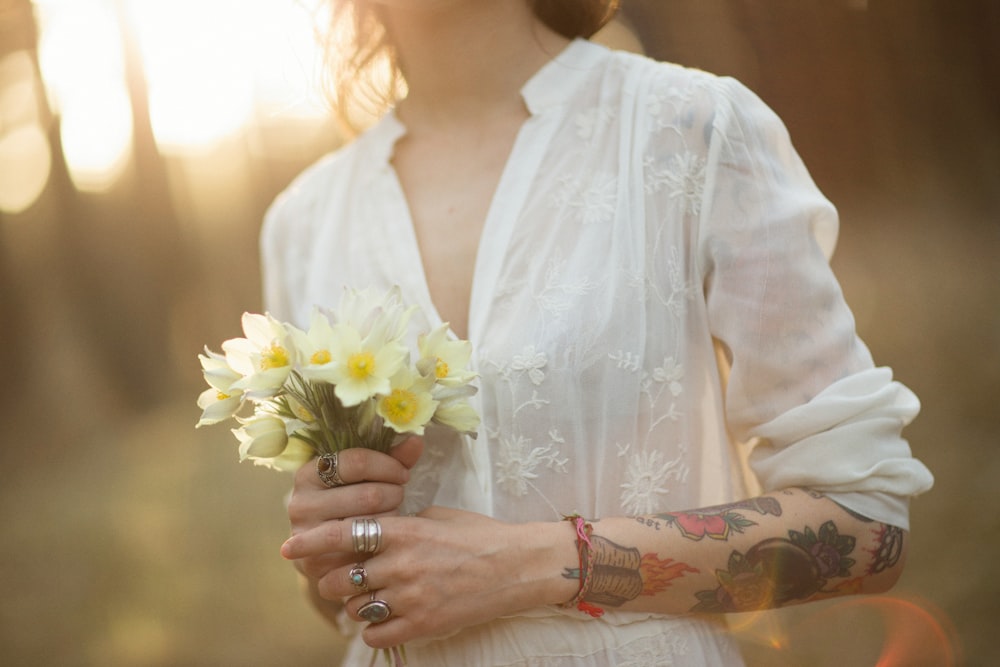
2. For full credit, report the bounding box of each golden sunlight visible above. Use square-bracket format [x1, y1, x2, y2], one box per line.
[0, 51, 51, 214]
[30, 0, 328, 180]
[126, 0, 327, 153]
[35, 0, 133, 192]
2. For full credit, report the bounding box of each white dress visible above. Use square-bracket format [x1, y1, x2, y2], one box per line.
[261, 39, 933, 667]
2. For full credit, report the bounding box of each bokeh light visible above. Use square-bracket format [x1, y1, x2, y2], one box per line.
[0, 123, 51, 214]
[29, 0, 329, 190]
[0, 50, 51, 214]
[35, 0, 133, 192]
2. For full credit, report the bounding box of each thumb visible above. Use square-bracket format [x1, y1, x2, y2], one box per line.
[389, 435, 424, 470]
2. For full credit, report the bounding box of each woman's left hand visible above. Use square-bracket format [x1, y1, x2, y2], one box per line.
[280, 506, 577, 648]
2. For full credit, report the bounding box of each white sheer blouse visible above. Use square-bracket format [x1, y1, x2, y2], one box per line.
[261, 39, 933, 667]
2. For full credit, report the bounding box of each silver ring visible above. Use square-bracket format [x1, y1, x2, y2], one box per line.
[351, 518, 382, 555]
[348, 563, 369, 592]
[317, 452, 345, 488]
[358, 591, 392, 624]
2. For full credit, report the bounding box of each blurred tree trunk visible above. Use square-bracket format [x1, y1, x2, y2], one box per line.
[43, 0, 188, 413]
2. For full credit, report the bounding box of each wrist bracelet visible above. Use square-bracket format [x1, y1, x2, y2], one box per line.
[559, 514, 605, 618]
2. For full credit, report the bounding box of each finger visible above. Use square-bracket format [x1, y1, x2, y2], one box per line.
[282, 516, 392, 560]
[343, 590, 413, 645]
[288, 482, 405, 527]
[362, 617, 418, 650]
[295, 449, 411, 491]
[416, 505, 463, 521]
[388, 436, 424, 470]
[317, 558, 381, 599]
[298, 552, 355, 581]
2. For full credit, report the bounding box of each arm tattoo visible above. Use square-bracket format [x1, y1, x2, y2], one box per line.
[563, 535, 698, 608]
[867, 524, 904, 574]
[691, 520, 859, 613]
[645, 496, 783, 541]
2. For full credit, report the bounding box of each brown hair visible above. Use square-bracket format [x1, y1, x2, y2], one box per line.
[322, 0, 620, 134]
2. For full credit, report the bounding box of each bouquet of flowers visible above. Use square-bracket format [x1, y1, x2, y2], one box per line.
[196, 286, 479, 468]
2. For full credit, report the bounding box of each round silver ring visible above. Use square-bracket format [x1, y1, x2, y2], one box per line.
[358, 591, 392, 624]
[351, 518, 382, 555]
[348, 563, 369, 592]
[317, 452, 346, 488]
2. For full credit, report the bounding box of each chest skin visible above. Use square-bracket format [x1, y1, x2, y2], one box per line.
[390, 109, 528, 339]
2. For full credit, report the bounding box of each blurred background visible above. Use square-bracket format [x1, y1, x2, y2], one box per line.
[0, 0, 995, 665]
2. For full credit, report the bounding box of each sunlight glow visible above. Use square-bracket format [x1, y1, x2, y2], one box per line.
[60, 83, 134, 192]
[0, 51, 51, 214]
[127, 1, 254, 152]
[35, 0, 134, 193]
[31, 0, 329, 170]
[0, 124, 51, 215]
[127, 0, 328, 154]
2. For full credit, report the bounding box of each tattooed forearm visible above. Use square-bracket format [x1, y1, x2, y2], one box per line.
[642, 496, 783, 542]
[561, 535, 698, 608]
[691, 520, 858, 613]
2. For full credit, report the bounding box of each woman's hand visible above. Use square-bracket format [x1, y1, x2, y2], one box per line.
[286, 436, 424, 583]
[281, 506, 579, 648]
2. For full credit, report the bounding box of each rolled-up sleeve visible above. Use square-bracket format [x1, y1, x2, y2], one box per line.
[697, 78, 933, 528]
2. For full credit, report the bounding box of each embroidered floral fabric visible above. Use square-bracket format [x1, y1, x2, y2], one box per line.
[261, 39, 932, 666]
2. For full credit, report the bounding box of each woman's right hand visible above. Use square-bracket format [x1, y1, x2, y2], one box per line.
[286, 436, 424, 583]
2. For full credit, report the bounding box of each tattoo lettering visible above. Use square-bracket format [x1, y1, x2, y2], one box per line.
[582, 535, 698, 608]
[867, 524, 904, 574]
[691, 520, 855, 613]
[652, 497, 782, 542]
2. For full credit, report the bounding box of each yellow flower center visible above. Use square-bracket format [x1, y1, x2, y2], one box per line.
[381, 388, 418, 425]
[434, 357, 449, 379]
[216, 391, 230, 401]
[261, 344, 289, 370]
[347, 351, 376, 380]
[311, 349, 332, 365]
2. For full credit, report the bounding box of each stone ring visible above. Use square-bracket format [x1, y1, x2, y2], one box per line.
[351, 518, 382, 555]
[358, 591, 392, 624]
[348, 563, 369, 592]
[317, 452, 346, 488]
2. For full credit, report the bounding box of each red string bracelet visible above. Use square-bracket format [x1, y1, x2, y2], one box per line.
[559, 514, 605, 618]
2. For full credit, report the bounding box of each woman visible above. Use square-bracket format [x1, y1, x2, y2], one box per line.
[267, 1, 934, 664]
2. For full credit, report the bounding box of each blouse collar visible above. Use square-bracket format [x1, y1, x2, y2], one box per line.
[367, 38, 607, 168]
[520, 38, 608, 114]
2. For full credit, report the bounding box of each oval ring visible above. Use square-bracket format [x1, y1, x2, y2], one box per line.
[348, 563, 369, 592]
[358, 591, 392, 624]
[316, 452, 346, 488]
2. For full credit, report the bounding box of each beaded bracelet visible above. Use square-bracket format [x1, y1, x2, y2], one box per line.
[559, 514, 605, 618]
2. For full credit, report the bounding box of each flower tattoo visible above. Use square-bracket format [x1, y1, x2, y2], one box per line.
[691, 520, 856, 613]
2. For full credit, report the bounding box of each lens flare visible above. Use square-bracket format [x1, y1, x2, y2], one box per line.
[728, 595, 960, 666]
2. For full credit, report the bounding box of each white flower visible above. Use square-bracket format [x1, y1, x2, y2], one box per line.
[418, 323, 476, 387]
[333, 285, 414, 342]
[288, 309, 340, 383]
[225, 313, 297, 397]
[430, 384, 480, 437]
[376, 367, 438, 435]
[196, 347, 244, 426]
[196, 387, 244, 427]
[234, 414, 289, 461]
[325, 323, 409, 407]
[250, 436, 314, 473]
